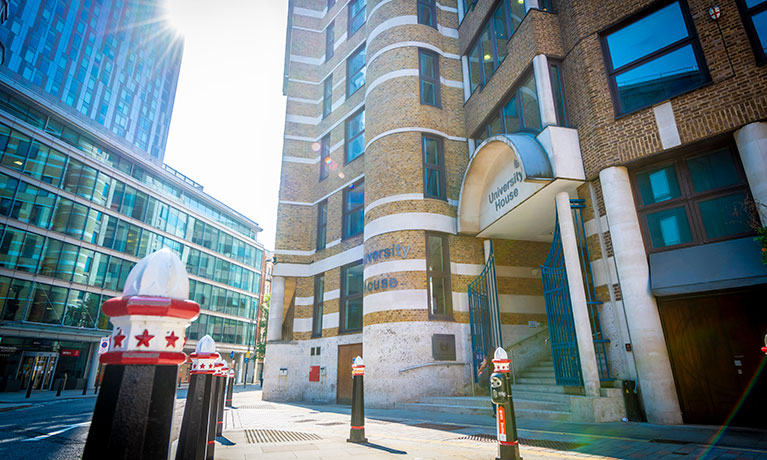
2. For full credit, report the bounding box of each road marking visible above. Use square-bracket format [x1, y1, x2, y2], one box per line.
[21, 421, 91, 442]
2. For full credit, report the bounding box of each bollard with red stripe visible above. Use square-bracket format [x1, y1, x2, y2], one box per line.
[490, 348, 522, 460]
[347, 356, 368, 443]
[82, 249, 199, 460]
[175, 335, 219, 460]
[216, 361, 228, 436]
[206, 357, 225, 459]
[226, 368, 235, 408]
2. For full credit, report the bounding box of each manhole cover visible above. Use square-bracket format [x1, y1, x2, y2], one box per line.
[453, 435, 585, 450]
[238, 404, 274, 410]
[413, 423, 466, 431]
[244, 429, 321, 444]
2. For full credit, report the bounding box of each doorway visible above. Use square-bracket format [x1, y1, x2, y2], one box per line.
[17, 352, 58, 391]
[336, 343, 362, 405]
[658, 286, 767, 428]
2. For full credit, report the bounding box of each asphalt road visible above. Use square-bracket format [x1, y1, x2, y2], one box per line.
[0, 398, 95, 460]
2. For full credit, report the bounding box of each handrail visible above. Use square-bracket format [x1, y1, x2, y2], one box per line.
[503, 327, 549, 384]
[398, 362, 468, 374]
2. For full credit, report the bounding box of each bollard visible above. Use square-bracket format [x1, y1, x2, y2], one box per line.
[81, 249, 200, 460]
[94, 364, 101, 394]
[25, 365, 35, 399]
[490, 348, 522, 460]
[205, 358, 225, 460]
[175, 336, 219, 460]
[215, 362, 227, 436]
[56, 374, 67, 397]
[226, 369, 235, 407]
[347, 356, 367, 443]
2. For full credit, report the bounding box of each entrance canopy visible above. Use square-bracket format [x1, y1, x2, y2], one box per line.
[457, 129, 586, 241]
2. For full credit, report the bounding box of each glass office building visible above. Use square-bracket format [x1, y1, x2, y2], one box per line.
[0, 1, 267, 392]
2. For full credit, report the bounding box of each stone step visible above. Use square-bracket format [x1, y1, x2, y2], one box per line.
[396, 402, 571, 421]
[511, 390, 572, 404]
[418, 396, 570, 413]
[510, 383, 585, 395]
[518, 370, 556, 379]
[526, 365, 556, 373]
[396, 402, 490, 417]
[419, 396, 489, 407]
[516, 377, 557, 385]
[516, 408, 572, 421]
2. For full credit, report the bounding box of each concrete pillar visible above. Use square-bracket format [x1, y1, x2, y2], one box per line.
[236, 353, 245, 384]
[734, 122, 767, 225]
[461, 55, 471, 102]
[555, 192, 601, 398]
[85, 342, 100, 389]
[525, 0, 540, 13]
[266, 276, 286, 342]
[600, 166, 683, 425]
[533, 55, 558, 127]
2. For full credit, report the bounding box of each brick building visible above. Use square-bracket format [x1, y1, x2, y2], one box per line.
[265, 0, 767, 428]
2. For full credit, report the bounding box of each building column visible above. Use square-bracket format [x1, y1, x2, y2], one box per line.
[236, 353, 245, 384]
[533, 55, 558, 127]
[525, 0, 540, 12]
[85, 342, 100, 390]
[734, 121, 767, 225]
[599, 166, 683, 425]
[266, 276, 286, 341]
[555, 192, 601, 397]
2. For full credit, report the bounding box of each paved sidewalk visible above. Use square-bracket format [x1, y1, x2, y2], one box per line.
[215, 390, 767, 460]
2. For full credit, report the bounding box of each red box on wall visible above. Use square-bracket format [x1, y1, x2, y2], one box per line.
[309, 366, 320, 382]
[61, 349, 80, 357]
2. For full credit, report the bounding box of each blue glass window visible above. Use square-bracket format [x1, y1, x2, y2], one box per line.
[320, 135, 330, 181]
[345, 109, 365, 162]
[347, 45, 366, 97]
[348, 0, 367, 36]
[340, 261, 363, 332]
[475, 71, 541, 141]
[323, 75, 333, 119]
[423, 135, 446, 200]
[601, 1, 709, 115]
[736, 0, 767, 64]
[419, 49, 441, 107]
[343, 180, 364, 239]
[418, 0, 437, 28]
[325, 21, 335, 62]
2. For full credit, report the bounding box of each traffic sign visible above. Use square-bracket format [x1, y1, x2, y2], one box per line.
[99, 337, 110, 354]
[230, 351, 234, 359]
[244, 357, 249, 363]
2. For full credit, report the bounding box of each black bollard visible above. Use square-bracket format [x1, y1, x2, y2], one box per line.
[25, 366, 35, 399]
[80, 250, 201, 460]
[490, 348, 522, 460]
[215, 364, 227, 437]
[206, 372, 221, 460]
[56, 374, 67, 397]
[347, 356, 367, 443]
[175, 337, 219, 460]
[94, 363, 101, 394]
[226, 369, 234, 408]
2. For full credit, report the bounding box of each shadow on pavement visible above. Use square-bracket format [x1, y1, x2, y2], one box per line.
[360, 442, 407, 455]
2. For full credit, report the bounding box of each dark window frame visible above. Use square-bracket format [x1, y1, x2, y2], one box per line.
[323, 75, 333, 119]
[548, 59, 569, 127]
[418, 0, 438, 28]
[319, 134, 330, 181]
[473, 68, 542, 140]
[422, 134, 447, 201]
[328, 0, 336, 10]
[342, 179, 364, 239]
[631, 140, 756, 254]
[734, 0, 767, 65]
[344, 108, 365, 164]
[312, 273, 324, 337]
[418, 48, 442, 107]
[348, 0, 367, 37]
[316, 199, 328, 250]
[599, 0, 711, 117]
[325, 20, 335, 62]
[425, 232, 453, 320]
[346, 45, 366, 97]
[339, 259, 363, 333]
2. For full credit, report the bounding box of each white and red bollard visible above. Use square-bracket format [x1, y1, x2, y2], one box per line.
[226, 368, 235, 408]
[216, 360, 228, 436]
[82, 249, 200, 460]
[347, 356, 367, 443]
[175, 335, 219, 460]
[490, 348, 522, 460]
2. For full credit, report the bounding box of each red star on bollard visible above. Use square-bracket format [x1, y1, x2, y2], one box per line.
[165, 331, 180, 347]
[113, 329, 126, 348]
[135, 329, 154, 347]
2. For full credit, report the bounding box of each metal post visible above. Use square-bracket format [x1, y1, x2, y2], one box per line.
[206, 373, 220, 460]
[490, 348, 521, 460]
[347, 357, 367, 443]
[81, 249, 200, 460]
[176, 336, 218, 460]
[226, 369, 235, 407]
[56, 373, 67, 397]
[25, 359, 36, 399]
[94, 364, 101, 395]
[216, 364, 227, 437]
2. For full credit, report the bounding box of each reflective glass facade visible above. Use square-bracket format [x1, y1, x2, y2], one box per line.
[0, 0, 182, 160]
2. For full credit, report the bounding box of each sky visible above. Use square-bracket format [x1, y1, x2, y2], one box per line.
[162, 0, 289, 251]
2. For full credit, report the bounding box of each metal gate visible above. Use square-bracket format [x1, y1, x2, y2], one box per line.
[541, 214, 583, 386]
[541, 199, 612, 386]
[468, 242, 502, 382]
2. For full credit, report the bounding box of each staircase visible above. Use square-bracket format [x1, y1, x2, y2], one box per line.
[397, 357, 591, 422]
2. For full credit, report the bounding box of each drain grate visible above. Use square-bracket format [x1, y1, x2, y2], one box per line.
[453, 434, 584, 451]
[238, 404, 274, 410]
[413, 423, 467, 431]
[244, 429, 321, 444]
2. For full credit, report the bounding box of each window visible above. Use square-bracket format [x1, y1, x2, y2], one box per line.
[323, 76, 333, 119]
[346, 45, 366, 96]
[418, 0, 437, 28]
[328, 0, 336, 8]
[633, 145, 754, 252]
[345, 109, 365, 162]
[475, 71, 542, 141]
[348, 0, 366, 36]
[600, 0, 709, 115]
[419, 49, 441, 107]
[340, 261, 363, 332]
[312, 274, 324, 337]
[549, 61, 568, 127]
[343, 180, 364, 239]
[326, 21, 335, 62]
[426, 233, 452, 318]
[467, 0, 525, 94]
[320, 135, 331, 180]
[317, 199, 328, 250]
[422, 135, 446, 200]
[736, 0, 767, 65]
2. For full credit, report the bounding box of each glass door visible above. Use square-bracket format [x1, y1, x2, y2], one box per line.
[16, 352, 58, 390]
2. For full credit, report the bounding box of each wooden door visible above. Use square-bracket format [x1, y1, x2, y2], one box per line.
[337, 343, 362, 405]
[658, 286, 767, 428]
